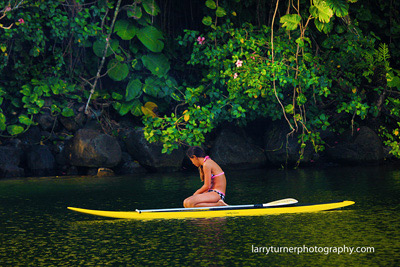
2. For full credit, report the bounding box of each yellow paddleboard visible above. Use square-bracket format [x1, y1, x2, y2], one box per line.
[68, 200, 355, 220]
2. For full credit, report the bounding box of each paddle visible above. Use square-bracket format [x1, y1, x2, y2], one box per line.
[136, 198, 298, 213]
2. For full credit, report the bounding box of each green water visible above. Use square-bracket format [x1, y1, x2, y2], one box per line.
[1, 165, 400, 266]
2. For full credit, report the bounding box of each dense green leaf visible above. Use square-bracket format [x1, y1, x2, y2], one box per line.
[126, 79, 143, 101]
[114, 19, 137, 40]
[311, 0, 333, 23]
[107, 59, 129, 81]
[280, 14, 302, 30]
[326, 0, 349, 17]
[285, 104, 294, 114]
[18, 114, 34, 125]
[216, 6, 227, 17]
[0, 113, 6, 131]
[61, 107, 75, 117]
[142, 0, 160, 16]
[143, 77, 161, 98]
[141, 53, 170, 77]
[7, 125, 24, 136]
[137, 26, 164, 53]
[112, 92, 123, 100]
[118, 101, 136, 116]
[202, 16, 213, 26]
[131, 100, 143, 116]
[314, 19, 333, 34]
[205, 0, 216, 9]
[93, 39, 119, 57]
[127, 5, 142, 19]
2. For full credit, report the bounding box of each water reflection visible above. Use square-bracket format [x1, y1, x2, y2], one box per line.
[1, 165, 400, 265]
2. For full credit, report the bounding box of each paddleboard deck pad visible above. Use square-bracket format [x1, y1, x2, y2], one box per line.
[68, 200, 355, 220]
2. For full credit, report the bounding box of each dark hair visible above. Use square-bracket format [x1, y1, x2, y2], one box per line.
[186, 146, 207, 158]
[186, 146, 207, 181]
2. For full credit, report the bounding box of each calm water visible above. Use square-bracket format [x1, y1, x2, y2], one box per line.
[1, 165, 400, 266]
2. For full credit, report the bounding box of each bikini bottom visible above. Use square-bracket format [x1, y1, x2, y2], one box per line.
[208, 189, 225, 201]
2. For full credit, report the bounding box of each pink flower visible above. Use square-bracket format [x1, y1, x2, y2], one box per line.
[235, 60, 243, 67]
[250, 56, 255, 60]
[197, 36, 205, 45]
[357, 128, 360, 131]
[233, 73, 238, 79]
[106, 37, 109, 42]
[18, 18, 24, 24]
[5, 6, 11, 12]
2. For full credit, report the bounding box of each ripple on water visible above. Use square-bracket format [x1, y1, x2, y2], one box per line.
[1, 166, 400, 265]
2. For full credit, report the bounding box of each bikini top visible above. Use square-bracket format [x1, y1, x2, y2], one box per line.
[203, 156, 224, 179]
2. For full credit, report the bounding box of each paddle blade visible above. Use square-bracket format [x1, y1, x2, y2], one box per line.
[263, 198, 298, 207]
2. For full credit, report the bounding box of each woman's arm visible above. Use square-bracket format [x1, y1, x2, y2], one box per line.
[193, 164, 212, 195]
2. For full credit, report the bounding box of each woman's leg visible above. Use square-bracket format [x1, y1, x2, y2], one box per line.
[183, 192, 225, 208]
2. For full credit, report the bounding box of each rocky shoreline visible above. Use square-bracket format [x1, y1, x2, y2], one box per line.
[0, 113, 396, 179]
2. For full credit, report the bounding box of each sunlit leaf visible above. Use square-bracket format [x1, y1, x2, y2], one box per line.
[285, 104, 294, 114]
[183, 110, 190, 121]
[202, 16, 213, 26]
[7, 125, 24, 136]
[141, 101, 158, 117]
[311, 0, 333, 23]
[280, 14, 302, 30]
[0, 113, 6, 131]
[325, 0, 349, 17]
[216, 6, 227, 17]
[205, 0, 216, 9]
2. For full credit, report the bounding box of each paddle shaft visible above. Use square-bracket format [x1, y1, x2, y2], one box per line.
[136, 198, 298, 213]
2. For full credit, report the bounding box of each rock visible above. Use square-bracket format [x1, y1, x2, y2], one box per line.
[37, 113, 58, 131]
[0, 164, 24, 178]
[59, 112, 86, 132]
[116, 152, 147, 175]
[264, 121, 314, 166]
[124, 128, 184, 172]
[0, 146, 24, 178]
[0, 146, 21, 166]
[326, 126, 384, 164]
[66, 166, 78, 176]
[20, 127, 41, 145]
[26, 145, 56, 176]
[96, 168, 115, 177]
[119, 161, 147, 175]
[83, 119, 103, 131]
[210, 128, 267, 170]
[87, 168, 98, 176]
[66, 129, 122, 168]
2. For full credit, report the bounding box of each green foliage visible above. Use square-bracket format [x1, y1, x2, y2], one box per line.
[136, 26, 164, 53]
[0, 0, 177, 135]
[143, 0, 400, 160]
[280, 14, 302, 30]
[380, 123, 400, 158]
[1, 0, 400, 162]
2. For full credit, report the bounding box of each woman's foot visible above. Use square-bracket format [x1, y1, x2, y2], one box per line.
[218, 199, 228, 206]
